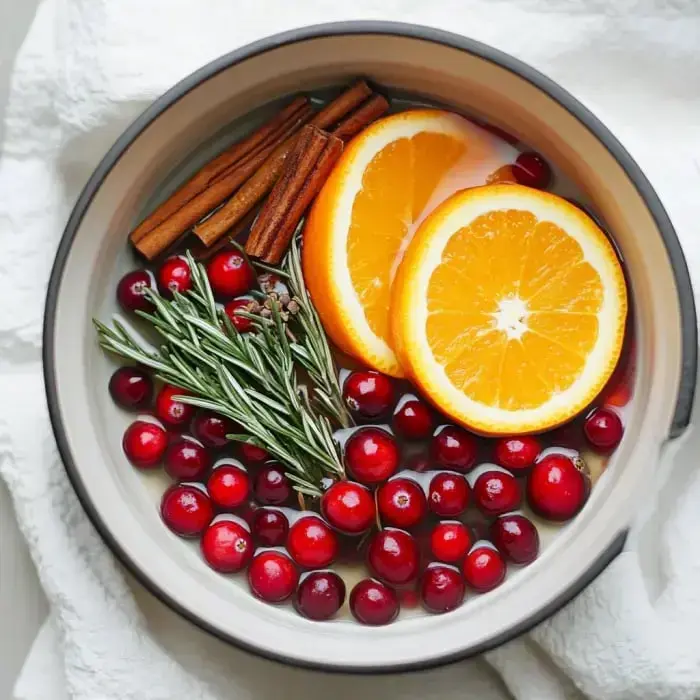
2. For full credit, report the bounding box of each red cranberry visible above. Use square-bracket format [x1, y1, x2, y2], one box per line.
[430, 521, 472, 563]
[295, 571, 346, 621]
[207, 251, 255, 298]
[109, 366, 153, 410]
[287, 516, 338, 569]
[321, 480, 375, 534]
[122, 420, 167, 468]
[160, 484, 213, 537]
[512, 151, 552, 189]
[155, 385, 195, 429]
[462, 545, 506, 592]
[164, 437, 211, 481]
[431, 427, 478, 472]
[239, 442, 270, 464]
[224, 298, 255, 333]
[191, 410, 236, 449]
[490, 514, 539, 565]
[251, 508, 289, 546]
[406, 452, 432, 472]
[238, 499, 260, 528]
[200, 519, 253, 573]
[377, 478, 427, 529]
[116, 269, 154, 313]
[584, 407, 624, 451]
[157, 256, 191, 298]
[473, 470, 522, 517]
[345, 427, 399, 484]
[248, 551, 299, 603]
[494, 436, 541, 473]
[527, 454, 589, 521]
[420, 565, 465, 614]
[349, 579, 399, 626]
[428, 472, 470, 517]
[342, 370, 395, 419]
[254, 464, 291, 505]
[207, 465, 250, 509]
[367, 529, 419, 585]
[393, 399, 433, 440]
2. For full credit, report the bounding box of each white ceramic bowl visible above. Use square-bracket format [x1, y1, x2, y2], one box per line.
[43, 21, 697, 672]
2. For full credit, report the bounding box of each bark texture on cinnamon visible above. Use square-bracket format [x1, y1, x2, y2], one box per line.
[332, 93, 390, 142]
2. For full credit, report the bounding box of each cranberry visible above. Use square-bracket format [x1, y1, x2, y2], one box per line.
[207, 251, 255, 299]
[420, 565, 465, 614]
[349, 579, 399, 626]
[512, 151, 552, 189]
[116, 269, 154, 313]
[462, 545, 506, 592]
[122, 420, 168, 468]
[224, 298, 255, 333]
[294, 571, 346, 621]
[342, 370, 395, 419]
[367, 529, 419, 585]
[155, 385, 195, 429]
[377, 478, 427, 529]
[490, 514, 539, 565]
[527, 454, 589, 521]
[431, 427, 478, 472]
[254, 464, 291, 505]
[287, 516, 338, 569]
[344, 427, 399, 484]
[251, 508, 289, 546]
[406, 452, 432, 472]
[238, 499, 260, 528]
[239, 442, 270, 464]
[157, 256, 191, 298]
[200, 519, 253, 573]
[494, 436, 541, 473]
[248, 551, 299, 603]
[164, 437, 211, 481]
[160, 484, 213, 537]
[584, 407, 624, 451]
[191, 410, 236, 449]
[109, 366, 153, 410]
[393, 399, 433, 440]
[430, 521, 472, 563]
[428, 472, 470, 517]
[207, 465, 250, 509]
[473, 470, 522, 517]
[321, 480, 375, 534]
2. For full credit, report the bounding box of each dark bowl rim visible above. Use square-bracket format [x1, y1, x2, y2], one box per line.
[42, 20, 696, 674]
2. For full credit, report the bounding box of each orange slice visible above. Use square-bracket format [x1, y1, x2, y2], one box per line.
[302, 110, 499, 376]
[391, 184, 628, 434]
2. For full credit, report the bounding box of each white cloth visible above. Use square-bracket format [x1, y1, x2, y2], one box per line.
[1, 1, 700, 699]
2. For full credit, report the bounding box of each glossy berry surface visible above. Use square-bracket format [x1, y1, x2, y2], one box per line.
[287, 516, 339, 569]
[428, 472, 470, 517]
[224, 298, 255, 333]
[164, 437, 211, 481]
[108, 366, 153, 410]
[200, 520, 253, 573]
[206, 251, 255, 298]
[248, 551, 299, 603]
[157, 256, 191, 298]
[430, 521, 472, 563]
[116, 269, 154, 313]
[321, 480, 375, 534]
[462, 545, 507, 592]
[207, 465, 250, 510]
[512, 151, 552, 189]
[527, 454, 589, 521]
[155, 385, 195, 429]
[473, 470, 522, 517]
[494, 436, 541, 473]
[367, 529, 420, 585]
[584, 407, 624, 451]
[490, 514, 540, 565]
[393, 399, 433, 441]
[251, 508, 289, 547]
[344, 427, 399, 484]
[349, 579, 399, 626]
[122, 420, 168, 468]
[191, 410, 236, 449]
[420, 565, 465, 614]
[160, 484, 213, 538]
[254, 464, 291, 505]
[294, 571, 346, 621]
[431, 427, 478, 472]
[239, 443, 270, 464]
[342, 370, 395, 419]
[377, 478, 427, 529]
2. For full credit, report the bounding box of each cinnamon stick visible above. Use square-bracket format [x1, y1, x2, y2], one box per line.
[332, 93, 390, 142]
[190, 206, 261, 261]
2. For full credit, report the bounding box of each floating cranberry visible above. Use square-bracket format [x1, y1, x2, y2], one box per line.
[527, 454, 589, 521]
[428, 472, 470, 517]
[224, 298, 255, 333]
[116, 269, 155, 313]
[393, 399, 433, 440]
[430, 521, 472, 563]
[345, 427, 399, 484]
[109, 366, 153, 410]
[155, 385, 195, 429]
[251, 508, 289, 547]
[207, 251, 255, 298]
[200, 519, 253, 573]
[584, 407, 624, 451]
[287, 516, 339, 569]
[254, 464, 291, 505]
[490, 514, 539, 565]
[377, 478, 427, 529]
[191, 411, 236, 449]
[431, 427, 478, 472]
[462, 545, 506, 592]
[406, 452, 432, 473]
[294, 571, 346, 621]
[367, 529, 419, 586]
[494, 436, 541, 473]
[157, 256, 191, 298]
[248, 551, 299, 603]
[160, 484, 213, 537]
[342, 370, 395, 419]
[349, 579, 399, 626]
[239, 442, 270, 464]
[473, 470, 522, 517]
[122, 420, 168, 468]
[207, 465, 250, 509]
[321, 480, 375, 534]
[512, 151, 552, 189]
[164, 437, 211, 481]
[420, 565, 465, 614]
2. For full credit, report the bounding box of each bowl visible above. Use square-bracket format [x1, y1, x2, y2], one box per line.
[43, 21, 697, 672]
